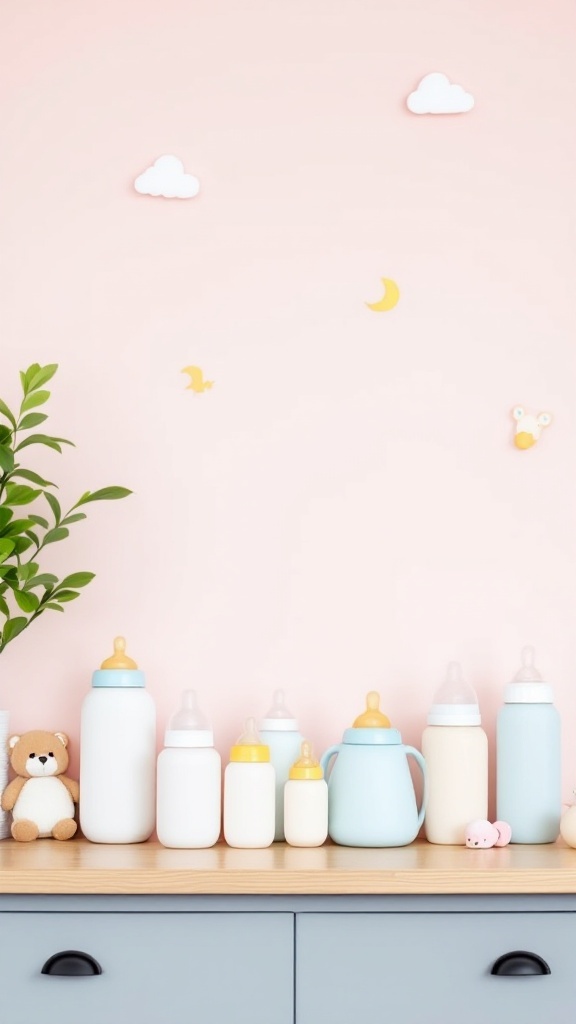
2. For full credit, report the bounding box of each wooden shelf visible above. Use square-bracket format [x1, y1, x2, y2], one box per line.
[1, 837, 576, 895]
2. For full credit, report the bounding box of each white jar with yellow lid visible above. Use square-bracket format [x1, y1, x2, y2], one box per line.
[223, 718, 275, 848]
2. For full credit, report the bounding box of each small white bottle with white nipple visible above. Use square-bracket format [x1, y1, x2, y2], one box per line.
[156, 690, 222, 849]
[224, 717, 275, 849]
[259, 690, 304, 841]
[284, 741, 328, 848]
[422, 662, 488, 845]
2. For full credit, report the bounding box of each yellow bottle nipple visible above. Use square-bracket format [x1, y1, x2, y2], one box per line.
[289, 741, 323, 780]
[230, 716, 270, 763]
[353, 691, 391, 728]
[100, 636, 138, 670]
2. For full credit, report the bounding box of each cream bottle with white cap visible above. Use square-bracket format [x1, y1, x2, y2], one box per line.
[422, 662, 488, 845]
[156, 690, 221, 849]
[259, 690, 304, 841]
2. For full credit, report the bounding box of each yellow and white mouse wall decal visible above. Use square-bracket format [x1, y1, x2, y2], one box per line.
[407, 73, 474, 114]
[134, 155, 200, 198]
[512, 407, 552, 450]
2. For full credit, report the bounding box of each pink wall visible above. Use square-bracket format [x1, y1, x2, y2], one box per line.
[1, 0, 575, 813]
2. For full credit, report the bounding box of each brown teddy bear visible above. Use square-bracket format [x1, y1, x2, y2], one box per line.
[1, 730, 79, 841]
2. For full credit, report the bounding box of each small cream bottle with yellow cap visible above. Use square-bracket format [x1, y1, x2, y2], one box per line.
[80, 637, 156, 844]
[284, 742, 328, 848]
[223, 718, 275, 849]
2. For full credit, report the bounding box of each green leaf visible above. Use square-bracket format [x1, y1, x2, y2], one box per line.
[42, 527, 69, 545]
[11, 536, 33, 554]
[0, 424, 12, 444]
[0, 567, 18, 586]
[15, 433, 74, 453]
[27, 364, 58, 392]
[18, 412, 48, 430]
[2, 616, 28, 642]
[43, 602, 64, 612]
[60, 512, 87, 526]
[0, 538, 16, 563]
[4, 484, 42, 506]
[0, 398, 17, 428]
[75, 486, 132, 506]
[44, 492, 61, 524]
[23, 573, 58, 591]
[20, 390, 50, 412]
[23, 364, 41, 393]
[0, 595, 9, 618]
[28, 514, 49, 529]
[54, 589, 80, 603]
[59, 571, 95, 589]
[24, 530, 40, 547]
[1, 518, 35, 537]
[13, 589, 39, 612]
[0, 508, 13, 530]
[17, 562, 39, 582]
[10, 468, 57, 488]
[0, 445, 15, 473]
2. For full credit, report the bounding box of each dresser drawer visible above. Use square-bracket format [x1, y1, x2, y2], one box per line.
[296, 912, 576, 1024]
[1, 911, 293, 1024]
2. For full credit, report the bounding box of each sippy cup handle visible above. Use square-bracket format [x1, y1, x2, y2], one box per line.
[320, 745, 341, 780]
[404, 746, 428, 830]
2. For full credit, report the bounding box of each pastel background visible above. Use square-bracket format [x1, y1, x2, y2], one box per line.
[1, 0, 575, 814]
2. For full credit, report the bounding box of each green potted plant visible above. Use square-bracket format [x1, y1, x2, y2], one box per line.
[0, 362, 131, 837]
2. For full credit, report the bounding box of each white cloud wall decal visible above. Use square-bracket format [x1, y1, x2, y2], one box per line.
[407, 73, 474, 115]
[134, 155, 200, 198]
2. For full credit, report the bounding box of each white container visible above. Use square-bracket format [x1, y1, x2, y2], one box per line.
[80, 637, 156, 844]
[422, 662, 488, 845]
[284, 741, 328, 848]
[157, 690, 221, 849]
[0, 709, 10, 840]
[224, 717, 275, 849]
[260, 690, 304, 841]
[497, 646, 561, 844]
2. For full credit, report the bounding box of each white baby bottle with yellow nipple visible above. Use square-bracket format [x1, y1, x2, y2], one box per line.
[224, 717, 275, 848]
[284, 742, 328, 847]
[259, 689, 304, 841]
[80, 636, 156, 844]
[156, 691, 221, 849]
[422, 662, 488, 845]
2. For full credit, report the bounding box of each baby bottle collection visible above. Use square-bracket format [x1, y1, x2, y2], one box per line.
[2, 636, 569, 850]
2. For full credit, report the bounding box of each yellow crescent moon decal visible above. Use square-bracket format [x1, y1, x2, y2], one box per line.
[366, 278, 400, 312]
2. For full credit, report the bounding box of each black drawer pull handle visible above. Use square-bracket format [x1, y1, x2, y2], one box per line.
[491, 951, 551, 977]
[41, 950, 102, 976]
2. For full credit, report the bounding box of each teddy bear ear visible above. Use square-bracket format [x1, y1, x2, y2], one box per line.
[8, 735, 20, 750]
[55, 732, 68, 748]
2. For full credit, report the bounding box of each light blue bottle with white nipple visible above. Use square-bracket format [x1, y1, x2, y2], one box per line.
[496, 646, 561, 844]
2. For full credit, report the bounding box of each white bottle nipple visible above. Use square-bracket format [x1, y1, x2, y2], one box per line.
[260, 689, 298, 731]
[164, 690, 213, 748]
[170, 690, 210, 731]
[427, 662, 481, 725]
[513, 646, 542, 682]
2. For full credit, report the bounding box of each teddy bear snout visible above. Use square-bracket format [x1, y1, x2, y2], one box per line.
[38, 756, 48, 764]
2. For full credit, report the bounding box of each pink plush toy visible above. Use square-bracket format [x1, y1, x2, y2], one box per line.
[465, 819, 512, 848]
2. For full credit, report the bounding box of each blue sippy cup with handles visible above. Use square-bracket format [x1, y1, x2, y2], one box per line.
[320, 692, 427, 848]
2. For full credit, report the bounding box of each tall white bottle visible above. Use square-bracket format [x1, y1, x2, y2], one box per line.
[284, 741, 328, 848]
[224, 717, 275, 849]
[80, 637, 156, 844]
[422, 662, 488, 845]
[497, 646, 561, 844]
[259, 690, 304, 841]
[156, 690, 221, 849]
